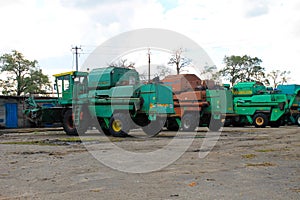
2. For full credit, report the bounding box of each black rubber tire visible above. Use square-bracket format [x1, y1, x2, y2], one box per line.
[253, 113, 268, 128]
[232, 117, 245, 127]
[76, 106, 90, 135]
[109, 113, 130, 137]
[96, 118, 111, 136]
[181, 113, 198, 132]
[102, 128, 111, 136]
[297, 115, 300, 126]
[209, 118, 222, 132]
[142, 118, 165, 137]
[63, 110, 78, 136]
[269, 120, 281, 128]
[166, 118, 180, 131]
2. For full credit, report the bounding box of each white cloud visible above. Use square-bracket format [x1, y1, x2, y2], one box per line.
[0, 0, 299, 83]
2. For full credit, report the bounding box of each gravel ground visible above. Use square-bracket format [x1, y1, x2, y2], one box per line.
[0, 126, 299, 200]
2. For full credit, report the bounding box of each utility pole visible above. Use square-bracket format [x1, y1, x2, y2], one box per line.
[148, 48, 151, 83]
[72, 46, 81, 71]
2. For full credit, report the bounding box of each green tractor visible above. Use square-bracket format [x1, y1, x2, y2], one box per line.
[228, 82, 289, 128]
[277, 84, 300, 126]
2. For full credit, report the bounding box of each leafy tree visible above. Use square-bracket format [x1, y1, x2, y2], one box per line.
[0, 50, 51, 96]
[219, 55, 264, 86]
[168, 48, 192, 74]
[266, 70, 291, 88]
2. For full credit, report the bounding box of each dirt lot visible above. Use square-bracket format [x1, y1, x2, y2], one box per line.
[0, 126, 299, 200]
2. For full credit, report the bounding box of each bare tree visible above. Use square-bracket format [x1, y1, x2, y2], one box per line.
[110, 58, 135, 68]
[153, 65, 172, 79]
[266, 70, 291, 88]
[168, 48, 192, 74]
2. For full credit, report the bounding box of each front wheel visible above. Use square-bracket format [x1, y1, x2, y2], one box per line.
[109, 113, 130, 137]
[253, 113, 268, 128]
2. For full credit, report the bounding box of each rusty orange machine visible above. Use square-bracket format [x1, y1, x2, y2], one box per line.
[162, 74, 212, 131]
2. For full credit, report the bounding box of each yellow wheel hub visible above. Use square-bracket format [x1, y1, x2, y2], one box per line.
[256, 117, 264, 126]
[112, 120, 122, 132]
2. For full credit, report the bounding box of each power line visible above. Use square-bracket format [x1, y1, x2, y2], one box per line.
[72, 46, 82, 71]
[148, 48, 151, 83]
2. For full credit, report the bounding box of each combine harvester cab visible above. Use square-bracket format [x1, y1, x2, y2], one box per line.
[23, 71, 88, 131]
[277, 84, 300, 126]
[232, 82, 289, 128]
[74, 66, 176, 137]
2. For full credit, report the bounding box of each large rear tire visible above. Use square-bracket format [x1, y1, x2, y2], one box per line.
[181, 113, 198, 132]
[166, 118, 179, 131]
[269, 119, 281, 128]
[97, 118, 111, 136]
[63, 110, 78, 136]
[209, 118, 222, 132]
[142, 118, 165, 137]
[253, 113, 268, 128]
[297, 115, 300, 126]
[76, 106, 90, 135]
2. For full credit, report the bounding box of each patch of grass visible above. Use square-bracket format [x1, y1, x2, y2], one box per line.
[109, 138, 125, 142]
[0, 141, 60, 146]
[246, 162, 276, 167]
[290, 188, 300, 193]
[194, 135, 206, 138]
[0, 137, 125, 146]
[242, 154, 256, 159]
[255, 148, 290, 153]
[59, 137, 85, 142]
[255, 149, 276, 152]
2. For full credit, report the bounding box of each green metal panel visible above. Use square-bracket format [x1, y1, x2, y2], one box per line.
[88, 67, 140, 89]
[206, 89, 234, 114]
[139, 84, 175, 116]
[232, 82, 266, 96]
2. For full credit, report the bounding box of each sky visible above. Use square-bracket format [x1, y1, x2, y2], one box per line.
[0, 0, 299, 84]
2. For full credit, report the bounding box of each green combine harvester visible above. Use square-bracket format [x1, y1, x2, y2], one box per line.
[227, 82, 289, 127]
[277, 84, 300, 126]
[24, 67, 175, 137]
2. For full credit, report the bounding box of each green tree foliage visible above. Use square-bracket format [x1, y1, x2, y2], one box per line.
[219, 55, 265, 86]
[0, 50, 51, 96]
[168, 48, 192, 74]
[266, 70, 291, 88]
